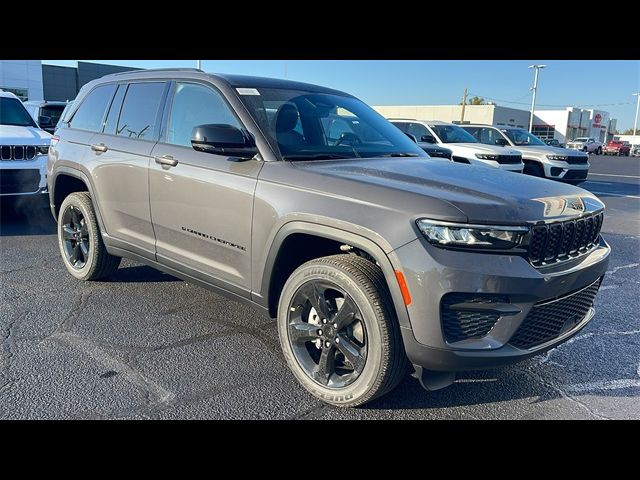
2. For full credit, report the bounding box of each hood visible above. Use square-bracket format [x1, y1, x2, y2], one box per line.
[567, 139, 586, 145]
[293, 157, 603, 224]
[0, 125, 52, 145]
[514, 145, 587, 157]
[446, 142, 520, 156]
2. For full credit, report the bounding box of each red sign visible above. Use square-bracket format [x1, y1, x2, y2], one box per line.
[594, 113, 602, 124]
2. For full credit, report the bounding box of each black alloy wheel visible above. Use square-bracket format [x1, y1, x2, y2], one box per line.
[287, 281, 367, 389]
[61, 205, 90, 270]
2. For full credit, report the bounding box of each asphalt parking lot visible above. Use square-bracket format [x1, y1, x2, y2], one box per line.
[1, 155, 638, 419]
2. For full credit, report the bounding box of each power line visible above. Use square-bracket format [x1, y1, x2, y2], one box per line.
[468, 92, 635, 108]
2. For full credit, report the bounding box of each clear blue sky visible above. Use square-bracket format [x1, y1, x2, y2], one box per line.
[44, 60, 640, 130]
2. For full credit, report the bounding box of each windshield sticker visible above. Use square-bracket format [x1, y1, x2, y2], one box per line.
[236, 88, 260, 96]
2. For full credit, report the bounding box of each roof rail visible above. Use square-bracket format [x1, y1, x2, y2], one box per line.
[110, 67, 204, 77]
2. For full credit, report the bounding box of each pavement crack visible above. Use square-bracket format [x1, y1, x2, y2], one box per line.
[606, 263, 639, 276]
[148, 331, 233, 354]
[524, 367, 611, 420]
[55, 289, 93, 334]
[208, 317, 281, 358]
[291, 403, 329, 419]
[0, 309, 28, 396]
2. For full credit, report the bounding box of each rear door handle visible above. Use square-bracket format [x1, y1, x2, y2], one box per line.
[91, 143, 108, 153]
[155, 155, 178, 167]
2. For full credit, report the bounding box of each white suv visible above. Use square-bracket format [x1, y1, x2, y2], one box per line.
[461, 125, 590, 185]
[0, 91, 51, 200]
[390, 119, 524, 172]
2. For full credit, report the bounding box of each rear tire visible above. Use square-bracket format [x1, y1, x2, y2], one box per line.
[277, 254, 408, 407]
[57, 192, 121, 281]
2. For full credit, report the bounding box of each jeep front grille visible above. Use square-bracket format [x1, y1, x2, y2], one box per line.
[0, 145, 40, 161]
[528, 212, 603, 267]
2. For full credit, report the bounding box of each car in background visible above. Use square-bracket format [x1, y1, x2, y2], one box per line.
[544, 138, 564, 148]
[461, 124, 589, 185]
[566, 137, 603, 154]
[23, 101, 69, 134]
[631, 144, 640, 157]
[603, 140, 631, 156]
[390, 119, 523, 172]
[0, 91, 51, 201]
[54, 100, 75, 131]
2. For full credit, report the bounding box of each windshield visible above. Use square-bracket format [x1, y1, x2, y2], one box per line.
[41, 105, 65, 125]
[237, 88, 426, 160]
[574, 137, 589, 142]
[0, 97, 38, 127]
[502, 128, 546, 146]
[429, 124, 478, 144]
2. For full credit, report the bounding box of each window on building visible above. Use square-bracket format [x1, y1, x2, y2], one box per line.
[531, 125, 555, 140]
[116, 82, 166, 140]
[69, 84, 117, 132]
[1, 87, 29, 101]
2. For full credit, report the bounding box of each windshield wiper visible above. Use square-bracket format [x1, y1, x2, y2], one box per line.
[378, 152, 421, 157]
[283, 154, 353, 161]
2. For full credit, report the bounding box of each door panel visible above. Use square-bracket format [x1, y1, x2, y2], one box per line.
[149, 81, 261, 294]
[149, 144, 261, 292]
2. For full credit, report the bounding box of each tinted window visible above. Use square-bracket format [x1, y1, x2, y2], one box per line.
[406, 122, 429, 140]
[167, 82, 241, 147]
[41, 105, 65, 125]
[478, 127, 504, 145]
[70, 84, 117, 132]
[502, 128, 545, 146]
[391, 122, 408, 133]
[103, 85, 126, 134]
[429, 124, 478, 144]
[0, 97, 37, 127]
[116, 82, 166, 140]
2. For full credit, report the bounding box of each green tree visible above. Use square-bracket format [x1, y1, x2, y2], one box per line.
[459, 96, 487, 105]
[619, 127, 638, 135]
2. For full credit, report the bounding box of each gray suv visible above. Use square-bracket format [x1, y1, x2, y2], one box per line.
[48, 69, 610, 406]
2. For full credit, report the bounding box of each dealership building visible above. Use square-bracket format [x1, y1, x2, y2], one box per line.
[0, 60, 136, 102]
[373, 104, 618, 144]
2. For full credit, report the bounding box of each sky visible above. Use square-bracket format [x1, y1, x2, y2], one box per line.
[44, 60, 640, 130]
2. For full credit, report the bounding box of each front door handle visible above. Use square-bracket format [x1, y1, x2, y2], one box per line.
[91, 143, 108, 153]
[155, 155, 178, 167]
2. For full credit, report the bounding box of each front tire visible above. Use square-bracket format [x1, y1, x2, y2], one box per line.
[57, 192, 121, 280]
[277, 254, 407, 407]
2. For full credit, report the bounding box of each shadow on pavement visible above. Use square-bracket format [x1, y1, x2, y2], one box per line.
[0, 197, 56, 236]
[107, 264, 181, 283]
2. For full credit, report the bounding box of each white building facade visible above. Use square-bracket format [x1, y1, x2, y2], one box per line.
[0, 60, 44, 101]
[534, 107, 616, 144]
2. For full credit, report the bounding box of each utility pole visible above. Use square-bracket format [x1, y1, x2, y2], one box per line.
[460, 88, 468, 123]
[197, 60, 202, 70]
[528, 64, 547, 132]
[633, 92, 640, 138]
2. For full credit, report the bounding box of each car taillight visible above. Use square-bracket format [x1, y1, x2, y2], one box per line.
[50, 135, 59, 147]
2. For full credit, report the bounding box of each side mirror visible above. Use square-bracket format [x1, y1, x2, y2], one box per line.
[191, 124, 258, 159]
[404, 132, 418, 143]
[421, 134, 436, 144]
[38, 115, 53, 127]
[494, 138, 508, 146]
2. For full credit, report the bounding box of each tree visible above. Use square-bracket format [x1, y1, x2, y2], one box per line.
[459, 96, 487, 105]
[619, 127, 638, 135]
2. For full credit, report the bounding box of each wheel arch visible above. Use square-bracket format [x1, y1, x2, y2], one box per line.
[51, 167, 107, 234]
[258, 221, 411, 330]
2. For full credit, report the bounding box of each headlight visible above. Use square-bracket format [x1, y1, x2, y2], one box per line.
[36, 145, 49, 155]
[546, 154, 568, 161]
[475, 153, 498, 160]
[416, 219, 529, 249]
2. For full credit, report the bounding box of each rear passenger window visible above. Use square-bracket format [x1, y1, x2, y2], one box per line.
[70, 84, 117, 132]
[103, 84, 126, 135]
[116, 82, 166, 140]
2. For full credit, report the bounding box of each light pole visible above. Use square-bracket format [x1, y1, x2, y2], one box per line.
[528, 64, 547, 133]
[197, 60, 202, 70]
[633, 92, 640, 138]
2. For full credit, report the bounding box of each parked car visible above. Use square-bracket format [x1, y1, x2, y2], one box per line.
[23, 100, 69, 134]
[544, 138, 564, 148]
[401, 131, 452, 159]
[0, 91, 51, 201]
[48, 69, 610, 406]
[631, 144, 640, 157]
[390, 119, 524, 172]
[566, 137, 603, 154]
[603, 140, 631, 156]
[461, 125, 590, 185]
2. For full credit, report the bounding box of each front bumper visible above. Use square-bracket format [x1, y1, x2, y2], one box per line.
[540, 159, 589, 181]
[394, 235, 610, 372]
[0, 155, 48, 197]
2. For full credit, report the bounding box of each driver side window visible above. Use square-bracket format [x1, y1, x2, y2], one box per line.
[407, 123, 429, 141]
[167, 82, 241, 147]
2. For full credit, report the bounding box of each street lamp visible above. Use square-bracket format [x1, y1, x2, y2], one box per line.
[633, 92, 640, 138]
[528, 64, 547, 133]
